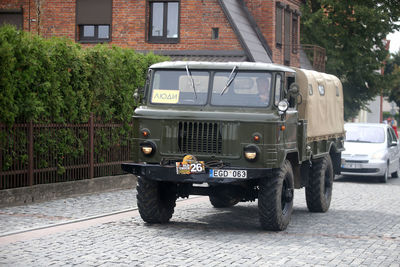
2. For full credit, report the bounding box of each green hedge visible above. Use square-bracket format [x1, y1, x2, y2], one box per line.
[0, 25, 167, 125]
[0, 26, 168, 176]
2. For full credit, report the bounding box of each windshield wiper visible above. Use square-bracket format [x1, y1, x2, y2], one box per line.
[220, 66, 238, 96]
[185, 63, 197, 99]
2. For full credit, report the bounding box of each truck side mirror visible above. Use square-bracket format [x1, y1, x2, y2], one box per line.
[134, 87, 144, 103]
[288, 83, 299, 96]
[288, 83, 300, 107]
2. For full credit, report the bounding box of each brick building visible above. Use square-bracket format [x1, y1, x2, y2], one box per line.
[0, 0, 318, 68]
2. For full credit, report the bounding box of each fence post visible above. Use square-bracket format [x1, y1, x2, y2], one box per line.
[89, 113, 94, 179]
[28, 120, 34, 186]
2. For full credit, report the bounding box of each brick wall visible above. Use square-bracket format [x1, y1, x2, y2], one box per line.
[245, 0, 301, 67]
[112, 0, 242, 51]
[1, 0, 301, 66]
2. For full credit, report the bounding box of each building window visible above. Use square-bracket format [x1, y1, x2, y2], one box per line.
[0, 9, 23, 30]
[79, 25, 110, 41]
[149, 1, 179, 43]
[275, 3, 283, 47]
[292, 14, 298, 53]
[76, 0, 112, 43]
[212, 28, 219, 40]
[284, 8, 291, 65]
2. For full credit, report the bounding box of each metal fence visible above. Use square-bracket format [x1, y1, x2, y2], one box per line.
[0, 114, 133, 190]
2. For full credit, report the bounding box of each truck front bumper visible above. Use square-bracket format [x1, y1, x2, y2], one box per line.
[121, 162, 271, 184]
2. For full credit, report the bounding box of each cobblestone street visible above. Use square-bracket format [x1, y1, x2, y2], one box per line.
[1, 175, 400, 266]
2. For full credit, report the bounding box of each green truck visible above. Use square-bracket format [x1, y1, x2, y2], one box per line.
[122, 61, 345, 231]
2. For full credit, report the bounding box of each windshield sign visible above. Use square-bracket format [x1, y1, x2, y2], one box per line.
[150, 70, 273, 107]
[345, 126, 385, 143]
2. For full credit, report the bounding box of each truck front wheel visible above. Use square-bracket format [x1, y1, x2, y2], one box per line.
[306, 155, 333, 212]
[258, 160, 294, 231]
[136, 176, 177, 223]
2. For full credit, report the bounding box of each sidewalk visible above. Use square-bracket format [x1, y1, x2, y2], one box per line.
[0, 188, 138, 234]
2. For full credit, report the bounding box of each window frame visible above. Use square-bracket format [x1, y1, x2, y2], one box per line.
[292, 14, 298, 54]
[283, 7, 291, 65]
[148, 0, 180, 44]
[75, 0, 112, 43]
[78, 24, 111, 43]
[275, 2, 284, 48]
[274, 73, 283, 106]
[0, 9, 23, 30]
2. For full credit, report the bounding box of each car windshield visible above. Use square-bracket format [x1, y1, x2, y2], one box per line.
[211, 72, 272, 107]
[150, 70, 209, 105]
[345, 125, 385, 143]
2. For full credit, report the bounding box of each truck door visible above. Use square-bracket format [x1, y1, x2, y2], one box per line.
[282, 75, 297, 150]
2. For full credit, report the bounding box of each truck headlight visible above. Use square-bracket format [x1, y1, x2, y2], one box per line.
[244, 151, 257, 160]
[244, 145, 260, 162]
[140, 142, 156, 156]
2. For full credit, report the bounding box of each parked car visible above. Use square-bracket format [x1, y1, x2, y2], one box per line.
[341, 123, 400, 182]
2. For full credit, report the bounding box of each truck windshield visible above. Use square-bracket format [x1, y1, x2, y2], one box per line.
[211, 72, 272, 107]
[150, 70, 209, 105]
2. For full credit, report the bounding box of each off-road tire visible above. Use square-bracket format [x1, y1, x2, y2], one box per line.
[209, 194, 239, 208]
[306, 155, 333, 212]
[258, 160, 294, 231]
[136, 176, 177, 223]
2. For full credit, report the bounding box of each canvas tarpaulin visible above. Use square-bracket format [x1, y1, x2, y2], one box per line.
[294, 68, 344, 138]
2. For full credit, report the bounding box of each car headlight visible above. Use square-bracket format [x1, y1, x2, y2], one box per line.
[371, 151, 385, 160]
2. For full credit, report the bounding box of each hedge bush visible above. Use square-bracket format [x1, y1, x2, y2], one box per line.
[0, 26, 167, 175]
[0, 25, 167, 125]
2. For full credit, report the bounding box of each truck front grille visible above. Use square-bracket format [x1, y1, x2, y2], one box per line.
[178, 121, 222, 154]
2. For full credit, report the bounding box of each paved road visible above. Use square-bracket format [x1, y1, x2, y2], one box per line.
[0, 175, 400, 266]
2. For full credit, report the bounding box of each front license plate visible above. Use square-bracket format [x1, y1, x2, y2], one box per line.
[342, 163, 360, 169]
[209, 169, 247, 179]
[176, 161, 205, 174]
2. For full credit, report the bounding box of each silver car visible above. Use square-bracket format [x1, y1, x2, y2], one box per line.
[341, 123, 400, 183]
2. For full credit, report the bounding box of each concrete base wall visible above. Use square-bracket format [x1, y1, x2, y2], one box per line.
[0, 174, 137, 208]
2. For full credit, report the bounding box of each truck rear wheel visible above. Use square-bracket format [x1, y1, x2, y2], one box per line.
[136, 176, 177, 223]
[258, 160, 294, 231]
[306, 155, 333, 212]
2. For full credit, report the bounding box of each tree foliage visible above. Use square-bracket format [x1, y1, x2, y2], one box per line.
[301, 0, 400, 119]
[385, 52, 400, 108]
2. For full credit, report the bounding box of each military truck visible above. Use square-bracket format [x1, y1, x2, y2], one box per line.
[122, 61, 344, 231]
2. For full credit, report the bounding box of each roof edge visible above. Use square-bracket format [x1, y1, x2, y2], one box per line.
[136, 50, 246, 57]
[238, 0, 273, 59]
[218, 0, 255, 62]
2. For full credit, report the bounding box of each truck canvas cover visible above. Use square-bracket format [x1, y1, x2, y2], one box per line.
[294, 68, 344, 138]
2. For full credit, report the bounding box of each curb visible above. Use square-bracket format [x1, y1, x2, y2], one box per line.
[0, 174, 137, 208]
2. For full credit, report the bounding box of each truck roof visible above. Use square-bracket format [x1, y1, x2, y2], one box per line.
[149, 61, 295, 73]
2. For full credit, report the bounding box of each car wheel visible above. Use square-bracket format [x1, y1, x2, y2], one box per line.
[391, 160, 399, 178]
[380, 168, 388, 183]
[136, 176, 177, 223]
[258, 160, 294, 231]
